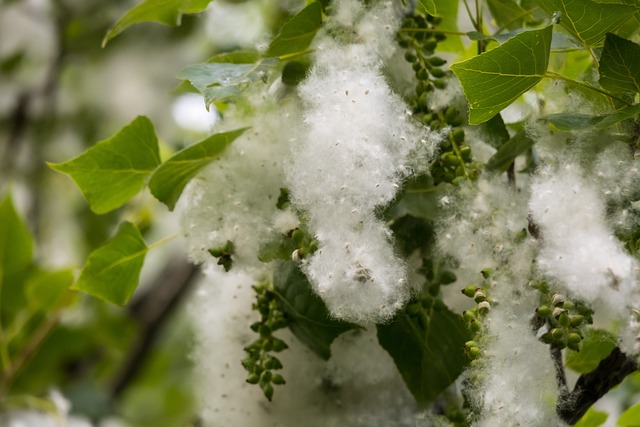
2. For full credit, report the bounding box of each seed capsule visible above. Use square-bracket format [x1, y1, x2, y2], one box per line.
[462, 285, 478, 298]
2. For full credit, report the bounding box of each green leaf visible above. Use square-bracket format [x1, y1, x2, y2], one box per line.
[0, 193, 33, 277]
[542, 103, 640, 131]
[574, 407, 608, 427]
[565, 328, 617, 374]
[103, 0, 213, 47]
[480, 113, 511, 149]
[25, 269, 74, 311]
[599, 33, 640, 93]
[486, 131, 535, 171]
[619, 401, 640, 426]
[148, 127, 247, 210]
[206, 51, 260, 64]
[417, 0, 437, 15]
[592, 0, 640, 6]
[265, 2, 322, 58]
[433, 0, 462, 52]
[377, 304, 470, 407]
[450, 25, 552, 124]
[177, 61, 274, 108]
[536, 0, 639, 47]
[272, 261, 357, 360]
[487, 0, 533, 31]
[72, 222, 148, 306]
[49, 116, 161, 214]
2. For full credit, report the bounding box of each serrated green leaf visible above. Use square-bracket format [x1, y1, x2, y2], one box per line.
[73, 222, 148, 306]
[0, 193, 33, 277]
[574, 407, 608, 427]
[49, 116, 160, 214]
[377, 305, 470, 407]
[265, 2, 322, 58]
[536, 0, 639, 47]
[619, 401, 640, 426]
[272, 261, 357, 360]
[148, 127, 247, 210]
[486, 131, 535, 171]
[25, 269, 74, 311]
[565, 328, 616, 374]
[103, 0, 213, 47]
[177, 61, 274, 108]
[417, 0, 437, 15]
[599, 33, 640, 93]
[451, 25, 552, 124]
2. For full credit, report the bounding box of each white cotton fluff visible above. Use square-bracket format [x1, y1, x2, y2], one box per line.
[189, 268, 418, 427]
[180, 100, 300, 273]
[287, 0, 438, 324]
[529, 164, 637, 312]
[470, 288, 563, 427]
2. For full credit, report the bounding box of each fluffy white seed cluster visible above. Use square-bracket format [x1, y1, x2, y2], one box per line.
[529, 164, 637, 311]
[287, 0, 438, 324]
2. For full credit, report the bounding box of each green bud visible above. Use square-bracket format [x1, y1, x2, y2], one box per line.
[250, 322, 261, 332]
[445, 106, 457, 122]
[463, 310, 476, 322]
[558, 312, 571, 328]
[468, 346, 481, 359]
[465, 340, 478, 349]
[562, 300, 575, 311]
[208, 247, 224, 257]
[423, 39, 438, 51]
[540, 332, 553, 344]
[404, 51, 417, 63]
[291, 229, 304, 246]
[260, 370, 272, 384]
[223, 240, 235, 254]
[439, 270, 457, 285]
[422, 113, 434, 124]
[430, 67, 446, 78]
[441, 152, 459, 167]
[433, 78, 447, 89]
[570, 315, 584, 327]
[551, 328, 564, 341]
[271, 374, 286, 385]
[536, 305, 551, 318]
[246, 373, 260, 384]
[452, 129, 465, 144]
[462, 285, 478, 298]
[261, 382, 274, 401]
[307, 240, 318, 253]
[242, 357, 256, 370]
[407, 303, 422, 315]
[271, 337, 288, 352]
[567, 333, 582, 345]
[429, 56, 446, 67]
[264, 356, 283, 370]
[417, 67, 429, 80]
[567, 341, 580, 352]
[469, 319, 481, 333]
[459, 145, 471, 163]
[258, 324, 271, 337]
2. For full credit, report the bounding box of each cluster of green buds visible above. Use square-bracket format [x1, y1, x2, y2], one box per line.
[405, 258, 458, 328]
[461, 268, 495, 338]
[208, 240, 235, 272]
[532, 281, 593, 351]
[397, 12, 481, 186]
[242, 280, 289, 400]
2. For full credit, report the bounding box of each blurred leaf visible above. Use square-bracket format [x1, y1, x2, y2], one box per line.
[206, 51, 260, 64]
[103, 0, 213, 46]
[599, 33, 640, 93]
[49, 116, 161, 214]
[72, 222, 148, 306]
[0, 194, 33, 277]
[433, 0, 462, 52]
[536, 0, 639, 47]
[418, 0, 437, 15]
[0, 51, 25, 74]
[619, 401, 640, 426]
[177, 61, 275, 108]
[272, 261, 357, 360]
[148, 128, 248, 210]
[390, 215, 434, 257]
[486, 132, 534, 171]
[265, 2, 322, 58]
[566, 329, 617, 374]
[257, 234, 297, 263]
[574, 407, 608, 427]
[487, 0, 532, 31]
[480, 114, 511, 149]
[451, 25, 552, 124]
[25, 269, 74, 311]
[386, 174, 442, 221]
[377, 304, 470, 407]
[591, 0, 639, 6]
[542, 104, 640, 131]
[282, 60, 311, 86]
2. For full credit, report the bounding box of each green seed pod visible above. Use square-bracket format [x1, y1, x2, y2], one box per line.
[469, 319, 481, 333]
[242, 357, 256, 370]
[562, 300, 575, 311]
[429, 56, 446, 67]
[421, 297, 434, 310]
[445, 106, 458, 122]
[258, 324, 271, 337]
[551, 293, 565, 307]
[208, 247, 224, 257]
[567, 332, 582, 345]
[567, 341, 580, 352]
[398, 38, 410, 49]
[292, 229, 304, 246]
[429, 119, 441, 129]
[262, 339, 274, 352]
[451, 129, 464, 144]
[271, 374, 286, 385]
[430, 67, 446, 78]
[405, 52, 417, 63]
[433, 299, 446, 311]
[246, 373, 260, 384]
[307, 240, 318, 253]
[439, 270, 457, 285]
[261, 382, 274, 401]
[412, 61, 422, 72]
[265, 356, 283, 370]
[465, 340, 478, 349]
[260, 370, 272, 384]
[558, 312, 571, 328]
[551, 328, 564, 341]
[463, 310, 476, 322]
[570, 315, 585, 327]
[459, 144, 472, 161]
[435, 32, 447, 41]
[536, 305, 551, 318]
[250, 322, 261, 332]
[423, 39, 438, 51]
[417, 68, 429, 80]
[271, 337, 288, 352]
[540, 332, 553, 344]
[433, 78, 447, 89]
[468, 346, 482, 359]
[442, 152, 460, 167]
[407, 303, 422, 315]
[462, 285, 478, 298]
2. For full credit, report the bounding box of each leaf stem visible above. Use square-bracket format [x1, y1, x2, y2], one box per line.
[277, 49, 315, 62]
[462, 0, 478, 29]
[543, 72, 631, 106]
[147, 231, 181, 251]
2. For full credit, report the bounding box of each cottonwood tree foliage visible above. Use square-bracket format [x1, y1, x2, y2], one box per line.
[3, 0, 640, 425]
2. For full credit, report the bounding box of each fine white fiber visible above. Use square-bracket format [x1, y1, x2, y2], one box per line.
[287, 0, 439, 324]
[529, 164, 637, 312]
